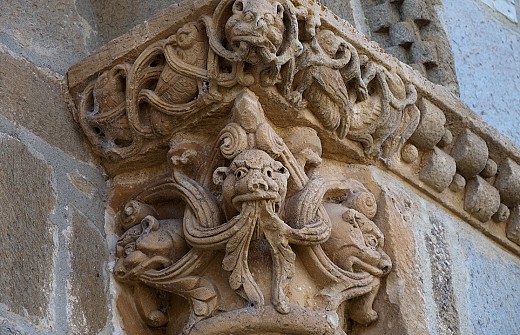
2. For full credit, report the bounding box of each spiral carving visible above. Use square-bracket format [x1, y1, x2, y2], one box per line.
[218, 122, 248, 159]
[256, 123, 286, 156]
[343, 191, 377, 219]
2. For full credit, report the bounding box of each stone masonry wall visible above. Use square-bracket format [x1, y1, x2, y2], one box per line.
[1, 0, 519, 334]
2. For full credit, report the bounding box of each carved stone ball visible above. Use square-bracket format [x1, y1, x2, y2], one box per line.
[492, 203, 510, 223]
[449, 173, 466, 192]
[401, 143, 419, 163]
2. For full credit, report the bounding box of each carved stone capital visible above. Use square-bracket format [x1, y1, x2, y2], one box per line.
[66, 0, 520, 333]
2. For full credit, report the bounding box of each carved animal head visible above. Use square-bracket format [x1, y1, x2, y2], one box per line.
[225, 0, 286, 64]
[322, 205, 392, 278]
[213, 149, 289, 215]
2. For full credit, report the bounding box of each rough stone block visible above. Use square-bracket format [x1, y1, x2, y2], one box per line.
[0, 0, 99, 74]
[0, 51, 92, 162]
[506, 206, 520, 245]
[464, 176, 501, 222]
[365, 2, 400, 32]
[389, 21, 416, 47]
[419, 147, 456, 192]
[451, 129, 489, 178]
[494, 158, 520, 207]
[0, 135, 55, 325]
[386, 45, 409, 63]
[401, 0, 433, 23]
[68, 209, 109, 334]
[410, 40, 438, 65]
[409, 98, 446, 150]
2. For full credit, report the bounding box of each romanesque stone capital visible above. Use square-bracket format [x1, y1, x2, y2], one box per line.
[66, 0, 520, 333]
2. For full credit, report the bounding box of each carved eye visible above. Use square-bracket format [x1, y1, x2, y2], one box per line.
[277, 166, 288, 175]
[365, 235, 378, 248]
[264, 167, 273, 178]
[276, 3, 284, 16]
[233, 0, 244, 12]
[234, 167, 248, 179]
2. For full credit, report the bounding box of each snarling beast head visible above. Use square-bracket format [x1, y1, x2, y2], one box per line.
[213, 149, 289, 216]
[225, 0, 286, 64]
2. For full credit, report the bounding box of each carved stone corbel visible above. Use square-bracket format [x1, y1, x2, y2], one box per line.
[66, 0, 520, 333]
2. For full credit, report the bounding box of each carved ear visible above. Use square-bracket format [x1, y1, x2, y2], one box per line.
[213, 167, 228, 186]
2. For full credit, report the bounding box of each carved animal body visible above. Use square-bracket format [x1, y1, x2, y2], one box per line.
[225, 0, 286, 64]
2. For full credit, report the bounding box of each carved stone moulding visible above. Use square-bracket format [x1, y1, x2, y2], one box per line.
[66, 0, 520, 333]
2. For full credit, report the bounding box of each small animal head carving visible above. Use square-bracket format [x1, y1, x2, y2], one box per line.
[225, 0, 286, 64]
[213, 149, 289, 214]
[323, 205, 392, 278]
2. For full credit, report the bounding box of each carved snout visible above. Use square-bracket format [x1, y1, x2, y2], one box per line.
[248, 172, 269, 192]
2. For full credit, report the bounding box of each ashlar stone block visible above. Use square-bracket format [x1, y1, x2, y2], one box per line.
[0, 135, 55, 326]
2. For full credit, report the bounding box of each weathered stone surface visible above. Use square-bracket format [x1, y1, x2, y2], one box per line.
[68, 209, 108, 334]
[492, 203, 510, 223]
[506, 205, 520, 245]
[0, 135, 55, 325]
[494, 158, 520, 207]
[441, 0, 520, 144]
[419, 147, 456, 192]
[409, 98, 446, 150]
[449, 173, 466, 192]
[451, 129, 488, 178]
[0, 50, 92, 162]
[480, 158, 498, 178]
[425, 216, 460, 335]
[0, 0, 100, 74]
[458, 235, 520, 334]
[365, 2, 399, 32]
[91, 0, 183, 43]
[464, 176, 501, 222]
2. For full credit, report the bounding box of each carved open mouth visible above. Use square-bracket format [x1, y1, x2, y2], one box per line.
[348, 256, 392, 277]
[230, 35, 276, 53]
[232, 191, 281, 212]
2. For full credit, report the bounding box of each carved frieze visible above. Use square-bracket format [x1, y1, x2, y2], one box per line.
[66, 0, 520, 333]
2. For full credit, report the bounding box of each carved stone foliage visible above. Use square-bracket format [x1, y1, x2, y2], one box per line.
[68, 0, 520, 332]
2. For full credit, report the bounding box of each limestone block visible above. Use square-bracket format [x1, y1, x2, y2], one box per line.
[0, 50, 91, 162]
[410, 40, 438, 65]
[68, 209, 109, 334]
[400, 0, 432, 23]
[464, 176, 501, 222]
[409, 98, 446, 150]
[506, 206, 520, 245]
[451, 129, 488, 178]
[419, 147, 456, 192]
[494, 158, 520, 207]
[365, 2, 400, 32]
[389, 21, 416, 47]
[90, 0, 184, 43]
[0, 135, 55, 325]
[386, 45, 409, 63]
[0, 0, 99, 73]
